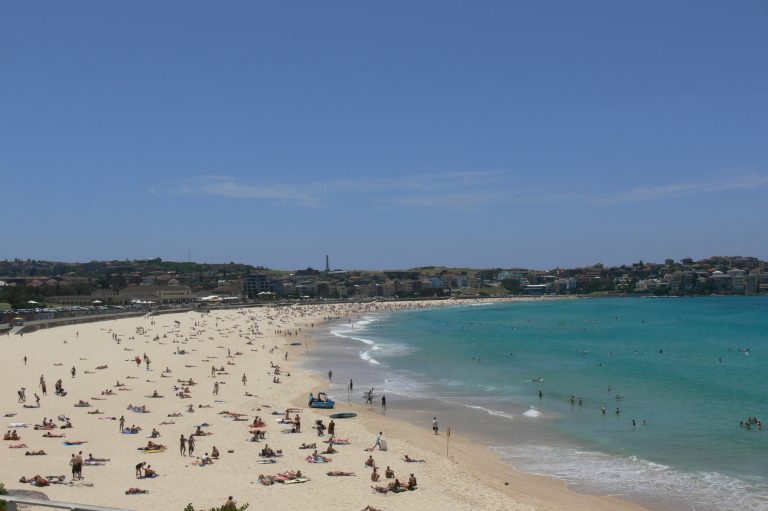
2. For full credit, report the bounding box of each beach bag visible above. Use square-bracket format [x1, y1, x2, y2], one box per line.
[380, 439, 387, 451]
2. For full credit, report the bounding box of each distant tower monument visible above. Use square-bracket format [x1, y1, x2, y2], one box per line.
[325, 255, 330, 272]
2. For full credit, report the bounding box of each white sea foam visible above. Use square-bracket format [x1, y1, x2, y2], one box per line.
[494, 445, 768, 511]
[359, 351, 380, 365]
[523, 407, 541, 418]
[464, 404, 515, 420]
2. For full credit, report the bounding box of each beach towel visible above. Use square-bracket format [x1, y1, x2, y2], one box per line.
[283, 477, 309, 484]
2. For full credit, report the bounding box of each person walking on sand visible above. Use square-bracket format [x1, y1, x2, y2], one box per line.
[242, 374, 247, 386]
[213, 381, 219, 395]
[432, 417, 439, 435]
[71, 366, 76, 378]
[70, 453, 79, 480]
[381, 395, 387, 414]
[23, 355, 27, 366]
[75, 451, 84, 479]
[187, 434, 195, 456]
[119, 416, 125, 433]
[328, 370, 333, 382]
[373, 431, 383, 451]
[180, 434, 187, 456]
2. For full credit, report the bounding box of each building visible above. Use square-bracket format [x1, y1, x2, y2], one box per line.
[244, 274, 271, 297]
[728, 269, 746, 294]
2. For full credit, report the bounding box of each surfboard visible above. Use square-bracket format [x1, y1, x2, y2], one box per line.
[330, 412, 357, 419]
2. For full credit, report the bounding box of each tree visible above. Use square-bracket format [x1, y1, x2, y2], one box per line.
[0, 481, 7, 511]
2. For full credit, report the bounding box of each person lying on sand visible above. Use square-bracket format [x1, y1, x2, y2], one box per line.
[25, 450, 46, 455]
[139, 441, 165, 451]
[306, 450, 331, 463]
[403, 455, 425, 462]
[125, 487, 148, 494]
[299, 442, 316, 449]
[371, 479, 405, 494]
[9, 443, 28, 448]
[20, 475, 52, 486]
[327, 471, 355, 476]
[43, 432, 65, 438]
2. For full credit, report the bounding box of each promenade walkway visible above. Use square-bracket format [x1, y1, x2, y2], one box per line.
[0, 494, 132, 511]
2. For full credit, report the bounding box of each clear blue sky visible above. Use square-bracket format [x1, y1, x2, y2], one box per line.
[2, 1, 766, 270]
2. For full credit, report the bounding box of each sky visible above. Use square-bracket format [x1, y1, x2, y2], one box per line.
[1, 1, 767, 270]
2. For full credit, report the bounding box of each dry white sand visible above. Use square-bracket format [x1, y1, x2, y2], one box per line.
[0, 302, 649, 511]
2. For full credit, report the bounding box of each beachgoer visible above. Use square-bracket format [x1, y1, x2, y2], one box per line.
[222, 496, 237, 510]
[70, 453, 78, 479]
[187, 434, 195, 456]
[381, 395, 386, 413]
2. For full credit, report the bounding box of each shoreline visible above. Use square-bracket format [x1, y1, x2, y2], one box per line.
[292, 301, 656, 511]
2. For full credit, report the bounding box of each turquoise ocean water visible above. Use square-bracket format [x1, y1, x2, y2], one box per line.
[304, 297, 768, 511]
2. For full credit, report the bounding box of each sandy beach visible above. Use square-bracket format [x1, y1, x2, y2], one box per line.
[0, 301, 650, 511]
